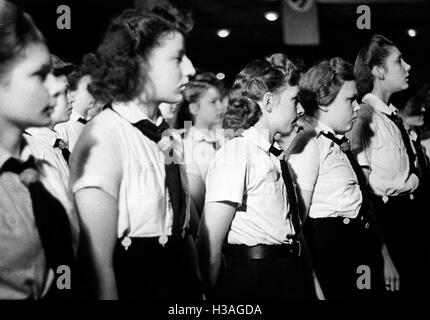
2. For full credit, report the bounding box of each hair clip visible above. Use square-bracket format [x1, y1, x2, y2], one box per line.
[124, 21, 139, 49]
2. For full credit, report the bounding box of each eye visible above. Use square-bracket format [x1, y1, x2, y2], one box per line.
[35, 70, 49, 81]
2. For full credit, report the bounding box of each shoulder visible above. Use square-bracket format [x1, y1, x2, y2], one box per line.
[287, 129, 320, 157]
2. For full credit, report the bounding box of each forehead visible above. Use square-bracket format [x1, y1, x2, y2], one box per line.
[338, 80, 357, 97]
[386, 46, 401, 61]
[278, 85, 299, 98]
[151, 31, 185, 57]
[201, 87, 221, 99]
[50, 75, 69, 93]
[9, 43, 50, 74]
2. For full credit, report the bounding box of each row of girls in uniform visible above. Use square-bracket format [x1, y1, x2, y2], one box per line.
[1, 0, 429, 300]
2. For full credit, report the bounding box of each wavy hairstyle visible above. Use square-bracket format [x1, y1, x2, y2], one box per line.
[298, 57, 354, 117]
[0, 0, 44, 81]
[223, 53, 301, 132]
[355, 34, 394, 102]
[84, 0, 193, 104]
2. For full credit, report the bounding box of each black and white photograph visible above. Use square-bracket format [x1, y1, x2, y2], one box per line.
[0, 0, 429, 310]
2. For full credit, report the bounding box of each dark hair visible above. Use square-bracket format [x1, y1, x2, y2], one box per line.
[85, 1, 193, 104]
[176, 72, 221, 127]
[0, 0, 45, 80]
[400, 83, 430, 117]
[355, 34, 395, 102]
[51, 54, 74, 77]
[223, 53, 301, 132]
[67, 59, 92, 91]
[298, 57, 355, 116]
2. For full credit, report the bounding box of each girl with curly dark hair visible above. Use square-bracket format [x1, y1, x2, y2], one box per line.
[197, 54, 317, 300]
[69, 1, 201, 300]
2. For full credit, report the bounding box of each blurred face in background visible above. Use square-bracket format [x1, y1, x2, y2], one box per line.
[190, 87, 224, 129]
[49, 74, 72, 125]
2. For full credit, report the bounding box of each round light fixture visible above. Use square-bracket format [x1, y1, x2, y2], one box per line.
[264, 11, 279, 22]
[407, 29, 417, 37]
[216, 73, 226, 80]
[217, 29, 231, 38]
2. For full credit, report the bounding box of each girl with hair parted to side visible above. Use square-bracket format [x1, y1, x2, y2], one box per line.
[0, 0, 78, 299]
[70, 0, 202, 300]
[349, 34, 428, 298]
[197, 53, 317, 300]
[289, 57, 387, 300]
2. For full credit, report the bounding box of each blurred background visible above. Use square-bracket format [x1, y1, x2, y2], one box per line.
[20, 0, 430, 104]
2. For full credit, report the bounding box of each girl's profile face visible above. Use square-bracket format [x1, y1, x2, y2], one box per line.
[381, 46, 411, 93]
[325, 80, 359, 134]
[0, 42, 55, 129]
[49, 75, 73, 125]
[271, 85, 303, 136]
[145, 31, 195, 105]
[403, 106, 426, 129]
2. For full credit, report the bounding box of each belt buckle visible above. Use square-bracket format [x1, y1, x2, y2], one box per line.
[290, 240, 301, 257]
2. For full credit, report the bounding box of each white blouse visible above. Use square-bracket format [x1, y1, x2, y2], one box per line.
[288, 121, 362, 219]
[70, 102, 191, 240]
[205, 126, 296, 246]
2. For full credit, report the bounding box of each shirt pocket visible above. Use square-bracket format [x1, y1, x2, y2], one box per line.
[259, 167, 283, 196]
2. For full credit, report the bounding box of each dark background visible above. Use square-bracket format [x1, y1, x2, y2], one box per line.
[20, 0, 430, 105]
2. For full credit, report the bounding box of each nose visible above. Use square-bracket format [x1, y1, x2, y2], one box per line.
[403, 60, 411, 73]
[216, 100, 224, 112]
[45, 73, 57, 107]
[296, 102, 305, 116]
[67, 92, 75, 104]
[182, 55, 196, 78]
[353, 100, 361, 113]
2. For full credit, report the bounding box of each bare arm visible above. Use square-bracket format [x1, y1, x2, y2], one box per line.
[75, 188, 119, 300]
[197, 201, 236, 293]
[187, 173, 206, 216]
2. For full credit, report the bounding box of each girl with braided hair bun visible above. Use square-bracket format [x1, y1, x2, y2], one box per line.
[197, 54, 316, 300]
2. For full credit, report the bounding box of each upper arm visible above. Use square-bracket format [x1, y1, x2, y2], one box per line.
[75, 188, 118, 266]
[347, 104, 373, 164]
[70, 123, 122, 198]
[197, 201, 237, 257]
[187, 173, 206, 215]
[204, 141, 248, 206]
[288, 136, 320, 192]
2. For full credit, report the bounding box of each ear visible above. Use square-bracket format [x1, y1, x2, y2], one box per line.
[318, 105, 329, 113]
[189, 102, 199, 116]
[371, 65, 385, 80]
[261, 92, 273, 113]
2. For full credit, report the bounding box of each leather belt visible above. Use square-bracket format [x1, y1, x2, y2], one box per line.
[224, 241, 302, 261]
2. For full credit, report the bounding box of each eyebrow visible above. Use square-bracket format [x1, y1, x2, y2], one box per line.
[33, 62, 52, 75]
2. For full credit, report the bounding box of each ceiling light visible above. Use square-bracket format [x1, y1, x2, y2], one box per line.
[216, 73, 225, 80]
[264, 11, 279, 22]
[217, 29, 230, 38]
[407, 29, 417, 37]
